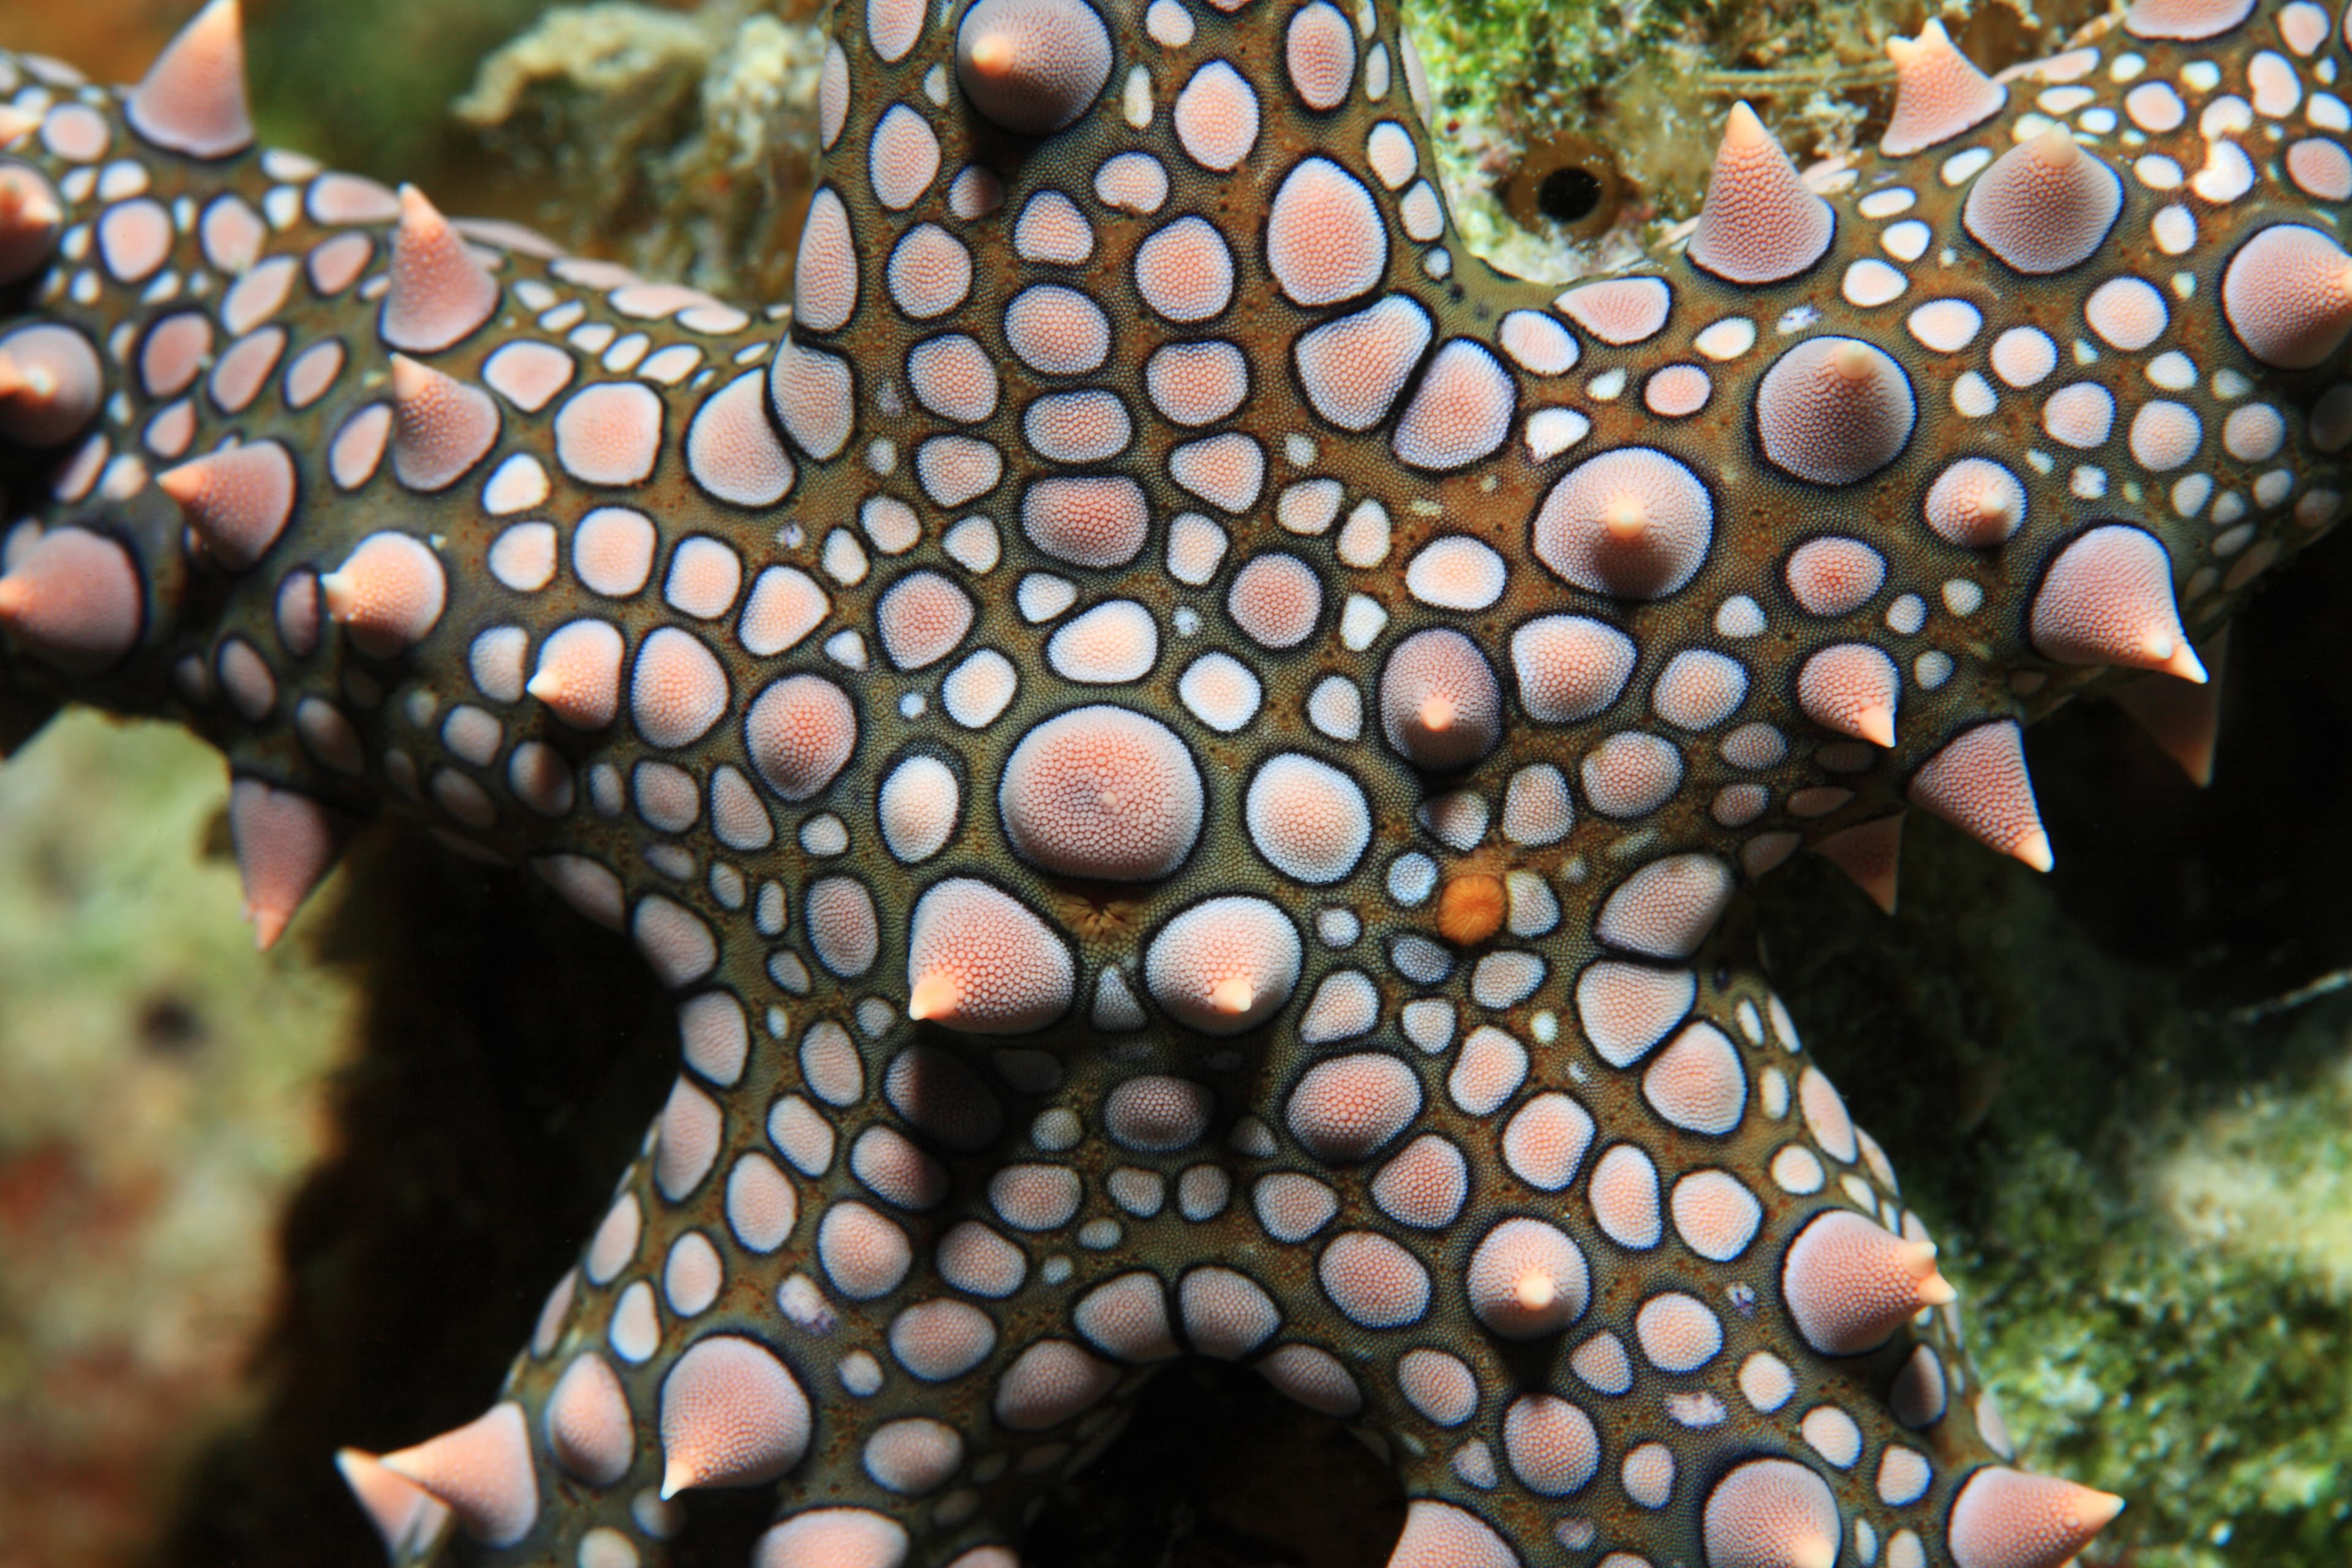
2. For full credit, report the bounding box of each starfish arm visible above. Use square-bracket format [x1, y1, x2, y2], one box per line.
[1195, 939, 2017, 1568]
[361, 947, 1227, 1568]
[4, 0, 2337, 894]
[379, 941, 1309, 1568]
[383, 931, 2015, 1568]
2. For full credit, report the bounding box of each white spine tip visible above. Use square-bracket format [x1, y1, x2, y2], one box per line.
[387, 352, 431, 398]
[970, 32, 1016, 74]
[334, 1447, 452, 1558]
[2032, 123, 2080, 162]
[2162, 643, 2209, 684]
[1, 186, 59, 228]
[908, 972, 957, 1022]
[2016, 829, 2056, 873]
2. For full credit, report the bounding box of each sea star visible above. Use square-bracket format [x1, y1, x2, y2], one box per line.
[1, 0, 2340, 1562]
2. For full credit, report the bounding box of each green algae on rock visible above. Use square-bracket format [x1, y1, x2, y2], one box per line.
[454, 1, 829, 301]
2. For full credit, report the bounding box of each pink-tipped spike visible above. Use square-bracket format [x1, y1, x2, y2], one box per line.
[1797, 643, 1900, 747]
[0, 165, 63, 284]
[1948, 1466, 2127, 1568]
[382, 186, 502, 354]
[320, 532, 448, 658]
[0, 325, 103, 447]
[0, 528, 143, 674]
[2030, 526, 2203, 682]
[903, 879, 1075, 1032]
[657, 1336, 813, 1496]
[228, 778, 352, 950]
[1384, 1499, 1520, 1568]
[2222, 222, 2352, 369]
[1881, 20, 2005, 156]
[386, 354, 500, 492]
[1907, 720, 2053, 872]
[157, 441, 297, 571]
[526, 619, 627, 729]
[1962, 126, 2122, 276]
[907, 972, 959, 1022]
[1811, 813, 1904, 914]
[127, 0, 254, 159]
[955, 0, 1115, 135]
[1781, 1209, 1956, 1355]
[335, 1449, 453, 1558]
[1703, 1457, 1842, 1568]
[1689, 101, 1834, 285]
[379, 1403, 540, 1548]
[2113, 627, 2228, 786]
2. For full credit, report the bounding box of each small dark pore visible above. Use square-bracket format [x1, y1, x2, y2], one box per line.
[1537, 164, 1604, 224]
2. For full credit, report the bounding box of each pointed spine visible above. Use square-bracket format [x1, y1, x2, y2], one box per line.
[387, 354, 500, 492]
[0, 527, 143, 673]
[1907, 720, 2053, 872]
[1797, 643, 1899, 747]
[334, 1449, 453, 1559]
[228, 777, 353, 949]
[158, 440, 298, 571]
[382, 186, 502, 354]
[0, 325, 104, 447]
[2220, 222, 2352, 370]
[126, 0, 254, 159]
[657, 1335, 813, 1496]
[0, 164, 63, 285]
[320, 532, 449, 658]
[2029, 526, 2204, 682]
[379, 1402, 540, 1548]
[1781, 1208, 1956, 1355]
[1961, 126, 2122, 276]
[1880, 19, 2005, 156]
[526, 620, 627, 728]
[1811, 812, 1904, 914]
[1703, 1460, 1841, 1568]
[2113, 627, 2228, 786]
[1687, 101, 1834, 285]
[1947, 1467, 2126, 1568]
